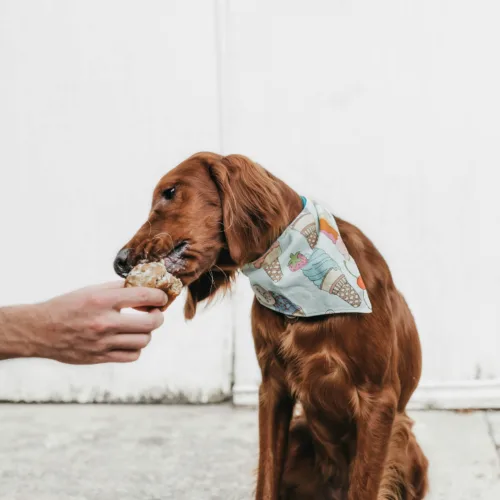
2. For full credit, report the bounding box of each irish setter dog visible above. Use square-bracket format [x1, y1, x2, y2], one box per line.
[114, 152, 429, 500]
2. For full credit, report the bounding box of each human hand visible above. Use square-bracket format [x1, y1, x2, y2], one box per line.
[30, 281, 168, 364]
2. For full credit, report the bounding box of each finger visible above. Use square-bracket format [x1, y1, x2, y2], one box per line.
[104, 350, 142, 363]
[115, 309, 164, 333]
[94, 281, 126, 289]
[68, 281, 125, 298]
[133, 304, 166, 313]
[107, 333, 152, 351]
[111, 287, 168, 310]
[85, 281, 126, 291]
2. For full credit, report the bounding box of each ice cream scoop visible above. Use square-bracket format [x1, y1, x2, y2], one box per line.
[124, 261, 183, 311]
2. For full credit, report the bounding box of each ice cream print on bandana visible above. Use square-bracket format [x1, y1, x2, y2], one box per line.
[242, 197, 372, 317]
[287, 249, 362, 307]
[253, 241, 283, 282]
[252, 284, 305, 316]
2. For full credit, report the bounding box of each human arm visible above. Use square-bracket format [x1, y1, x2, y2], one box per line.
[0, 281, 168, 364]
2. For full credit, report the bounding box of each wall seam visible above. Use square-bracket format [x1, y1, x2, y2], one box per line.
[214, 0, 236, 395]
[214, 0, 226, 156]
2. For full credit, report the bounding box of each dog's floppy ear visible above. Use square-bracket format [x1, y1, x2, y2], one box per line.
[183, 153, 296, 320]
[207, 154, 284, 265]
[184, 264, 236, 320]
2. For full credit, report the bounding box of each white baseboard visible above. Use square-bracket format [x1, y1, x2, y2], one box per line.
[407, 380, 500, 410]
[232, 380, 500, 410]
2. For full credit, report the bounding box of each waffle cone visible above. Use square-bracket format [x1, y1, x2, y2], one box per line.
[330, 275, 361, 307]
[263, 259, 283, 282]
[306, 231, 319, 248]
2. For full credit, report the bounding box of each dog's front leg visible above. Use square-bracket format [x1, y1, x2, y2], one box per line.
[255, 378, 294, 500]
[348, 388, 397, 500]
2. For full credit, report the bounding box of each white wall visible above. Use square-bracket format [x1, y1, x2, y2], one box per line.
[0, 0, 233, 402]
[225, 0, 500, 408]
[1, 1, 499, 407]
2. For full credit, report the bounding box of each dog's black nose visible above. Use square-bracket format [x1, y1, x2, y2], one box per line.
[114, 248, 132, 278]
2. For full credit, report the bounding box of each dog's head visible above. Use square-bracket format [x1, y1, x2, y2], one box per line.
[114, 152, 301, 319]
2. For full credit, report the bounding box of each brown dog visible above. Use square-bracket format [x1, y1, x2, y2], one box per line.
[114, 152, 429, 500]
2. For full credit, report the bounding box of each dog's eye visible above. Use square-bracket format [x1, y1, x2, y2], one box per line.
[162, 187, 176, 200]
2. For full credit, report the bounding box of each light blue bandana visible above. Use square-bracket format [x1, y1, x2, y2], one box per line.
[242, 197, 372, 317]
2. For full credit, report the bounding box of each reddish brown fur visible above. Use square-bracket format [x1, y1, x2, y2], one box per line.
[117, 152, 429, 500]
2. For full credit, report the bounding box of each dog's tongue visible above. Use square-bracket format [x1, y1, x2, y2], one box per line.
[163, 242, 187, 274]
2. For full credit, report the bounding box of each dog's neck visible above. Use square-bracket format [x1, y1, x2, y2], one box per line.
[249, 180, 304, 263]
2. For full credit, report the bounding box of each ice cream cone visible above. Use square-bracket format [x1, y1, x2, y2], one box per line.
[329, 275, 361, 307]
[263, 259, 282, 282]
[292, 212, 318, 248]
[306, 231, 318, 248]
[254, 241, 283, 282]
[319, 217, 339, 244]
[299, 248, 361, 308]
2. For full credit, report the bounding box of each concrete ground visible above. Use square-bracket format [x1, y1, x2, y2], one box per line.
[0, 405, 499, 500]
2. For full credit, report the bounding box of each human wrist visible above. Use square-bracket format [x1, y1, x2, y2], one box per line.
[0, 303, 51, 359]
[25, 302, 57, 359]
